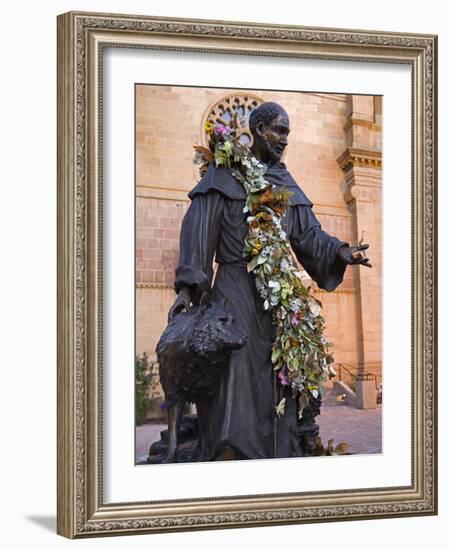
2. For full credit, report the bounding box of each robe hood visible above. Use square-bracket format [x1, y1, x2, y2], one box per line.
[188, 161, 313, 207]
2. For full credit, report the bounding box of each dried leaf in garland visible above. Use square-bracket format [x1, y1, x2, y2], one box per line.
[313, 436, 351, 456]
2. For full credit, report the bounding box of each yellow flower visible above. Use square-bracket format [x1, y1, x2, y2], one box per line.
[204, 121, 214, 135]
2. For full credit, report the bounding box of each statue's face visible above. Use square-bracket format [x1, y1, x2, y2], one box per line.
[255, 112, 290, 164]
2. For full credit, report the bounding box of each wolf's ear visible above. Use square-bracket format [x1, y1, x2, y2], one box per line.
[199, 291, 210, 306]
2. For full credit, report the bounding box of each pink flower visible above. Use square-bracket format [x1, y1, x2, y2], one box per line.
[291, 312, 300, 326]
[278, 366, 289, 386]
[215, 124, 231, 136]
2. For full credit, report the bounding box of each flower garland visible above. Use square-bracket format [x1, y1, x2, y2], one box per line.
[194, 120, 336, 417]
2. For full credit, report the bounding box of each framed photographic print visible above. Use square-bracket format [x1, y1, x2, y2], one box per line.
[57, 11, 437, 538]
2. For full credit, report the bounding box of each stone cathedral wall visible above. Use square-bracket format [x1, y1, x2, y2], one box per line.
[135, 85, 382, 407]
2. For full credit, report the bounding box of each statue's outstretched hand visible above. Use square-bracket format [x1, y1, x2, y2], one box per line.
[338, 243, 372, 268]
[168, 286, 192, 322]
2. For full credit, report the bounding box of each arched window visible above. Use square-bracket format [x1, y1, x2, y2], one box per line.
[203, 93, 264, 146]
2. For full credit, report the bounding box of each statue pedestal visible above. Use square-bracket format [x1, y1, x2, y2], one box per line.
[147, 396, 323, 462]
[148, 415, 200, 464]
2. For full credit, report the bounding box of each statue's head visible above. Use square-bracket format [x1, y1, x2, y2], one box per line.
[249, 102, 290, 165]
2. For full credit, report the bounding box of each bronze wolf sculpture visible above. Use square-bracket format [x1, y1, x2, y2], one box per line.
[156, 293, 247, 462]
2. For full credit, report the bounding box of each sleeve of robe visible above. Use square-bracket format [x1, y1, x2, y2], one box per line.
[288, 204, 349, 292]
[174, 190, 225, 296]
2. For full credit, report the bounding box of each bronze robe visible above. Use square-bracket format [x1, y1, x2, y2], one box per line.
[175, 162, 347, 460]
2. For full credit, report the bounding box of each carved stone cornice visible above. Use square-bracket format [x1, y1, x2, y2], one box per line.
[136, 282, 356, 295]
[315, 286, 355, 295]
[337, 148, 382, 172]
[136, 282, 175, 290]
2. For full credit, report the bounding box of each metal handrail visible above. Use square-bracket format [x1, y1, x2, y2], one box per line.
[335, 363, 382, 391]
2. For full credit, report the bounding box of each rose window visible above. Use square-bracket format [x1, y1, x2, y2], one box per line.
[204, 94, 263, 146]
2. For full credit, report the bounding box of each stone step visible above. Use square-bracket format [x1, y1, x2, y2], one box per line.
[321, 380, 357, 407]
[322, 379, 382, 407]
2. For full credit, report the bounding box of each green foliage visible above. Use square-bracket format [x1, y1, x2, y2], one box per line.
[135, 353, 155, 425]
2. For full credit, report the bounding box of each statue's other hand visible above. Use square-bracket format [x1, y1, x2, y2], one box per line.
[338, 243, 372, 268]
[167, 287, 192, 322]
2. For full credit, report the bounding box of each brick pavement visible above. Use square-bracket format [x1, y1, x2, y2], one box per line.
[318, 404, 382, 455]
[135, 404, 382, 463]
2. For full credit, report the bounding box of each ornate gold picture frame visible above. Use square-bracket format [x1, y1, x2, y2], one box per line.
[57, 11, 437, 538]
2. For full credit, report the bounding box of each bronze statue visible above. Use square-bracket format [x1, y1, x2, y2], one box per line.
[151, 101, 370, 464]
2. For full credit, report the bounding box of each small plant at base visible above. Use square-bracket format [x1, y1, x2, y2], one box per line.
[135, 352, 155, 426]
